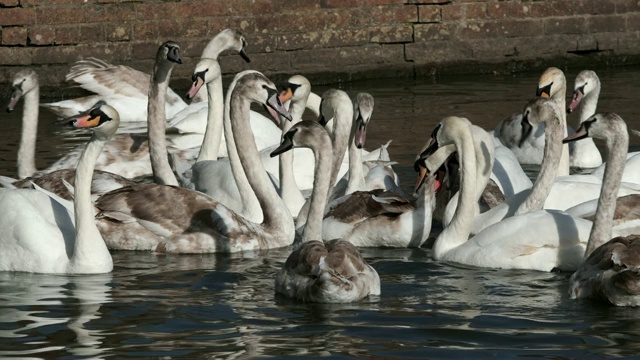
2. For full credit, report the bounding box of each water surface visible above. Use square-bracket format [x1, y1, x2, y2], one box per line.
[1, 67, 640, 358]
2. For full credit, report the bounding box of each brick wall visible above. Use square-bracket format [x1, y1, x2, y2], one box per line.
[0, 0, 639, 91]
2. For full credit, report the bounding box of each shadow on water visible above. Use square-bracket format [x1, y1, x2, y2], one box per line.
[2, 67, 640, 358]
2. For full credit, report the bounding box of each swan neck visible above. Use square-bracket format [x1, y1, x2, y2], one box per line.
[18, 88, 39, 178]
[230, 91, 293, 237]
[328, 106, 352, 194]
[586, 132, 628, 255]
[197, 77, 224, 162]
[148, 63, 179, 186]
[578, 87, 599, 124]
[279, 96, 308, 205]
[553, 93, 570, 176]
[71, 134, 112, 271]
[346, 134, 365, 194]
[302, 141, 333, 242]
[433, 130, 478, 259]
[515, 104, 563, 215]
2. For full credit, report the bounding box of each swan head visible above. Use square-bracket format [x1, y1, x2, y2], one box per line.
[567, 70, 600, 113]
[157, 41, 183, 65]
[317, 89, 352, 128]
[353, 93, 374, 149]
[201, 28, 250, 63]
[233, 72, 292, 122]
[185, 58, 221, 100]
[563, 112, 627, 144]
[519, 97, 557, 147]
[279, 75, 311, 104]
[270, 120, 330, 157]
[65, 101, 120, 140]
[6, 69, 38, 113]
[536, 67, 566, 99]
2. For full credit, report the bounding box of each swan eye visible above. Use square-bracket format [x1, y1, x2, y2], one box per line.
[192, 69, 207, 82]
[576, 83, 586, 95]
[536, 82, 553, 98]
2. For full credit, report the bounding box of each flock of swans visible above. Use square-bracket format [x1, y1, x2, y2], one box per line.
[0, 29, 639, 306]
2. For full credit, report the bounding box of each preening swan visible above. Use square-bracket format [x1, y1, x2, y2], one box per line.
[42, 28, 251, 122]
[566, 70, 603, 168]
[272, 121, 380, 303]
[424, 115, 592, 272]
[94, 72, 295, 253]
[0, 101, 117, 274]
[494, 67, 570, 176]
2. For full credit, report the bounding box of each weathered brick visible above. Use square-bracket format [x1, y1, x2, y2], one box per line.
[441, 4, 463, 21]
[277, 29, 369, 51]
[593, 32, 620, 50]
[174, 1, 226, 18]
[0, 0, 19, 6]
[529, 2, 554, 18]
[104, 22, 131, 42]
[465, 3, 487, 20]
[135, 2, 177, 21]
[294, 44, 404, 70]
[131, 41, 159, 60]
[21, 0, 87, 5]
[0, 7, 35, 26]
[461, 20, 544, 39]
[251, 0, 272, 14]
[36, 6, 86, 25]
[255, 13, 326, 34]
[576, 35, 599, 51]
[28, 26, 55, 45]
[370, 25, 413, 43]
[156, 18, 210, 39]
[487, 2, 533, 19]
[544, 17, 586, 35]
[1, 27, 27, 45]
[84, 3, 136, 22]
[320, 0, 360, 7]
[587, 15, 626, 33]
[132, 21, 157, 41]
[56, 24, 103, 44]
[575, 0, 616, 15]
[614, 0, 640, 13]
[469, 37, 519, 59]
[32, 46, 80, 64]
[325, 8, 354, 28]
[626, 13, 640, 31]
[273, 0, 321, 12]
[415, 23, 453, 41]
[418, 5, 441, 23]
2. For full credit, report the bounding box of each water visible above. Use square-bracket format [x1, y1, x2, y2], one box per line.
[2, 67, 640, 358]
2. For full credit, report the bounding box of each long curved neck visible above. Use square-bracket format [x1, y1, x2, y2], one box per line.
[345, 132, 365, 194]
[224, 83, 257, 216]
[302, 136, 333, 242]
[579, 87, 599, 124]
[552, 90, 570, 176]
[18, 88, 39, 179]
[71, 132, 112, 271]
[585, 130, 628, 255]
[328, 107, 352, 193]
[515, 105, 563, 215]
[306, 92, 322, 117]
[148, 61, 179, 186]
[230, 93, 293, 235]
[433, 129, 479, 259]
[279, 96, 308, 203]
[196, 75, 224, 162]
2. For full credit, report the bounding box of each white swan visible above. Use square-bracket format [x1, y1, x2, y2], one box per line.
[94, 72, 295, 253]
[329, 92, 401, 201]
[425, 114, 592, 272]
[272, 120, 380, 303]
[4, 69, 136, 197]
[41, 41, 187, 179]
[42, 28, 251, 122]
[566, 70, 603, 168]
[565, 113, 640, 305]
[0, 101, 117, 274]
[494, 67, 570, 176]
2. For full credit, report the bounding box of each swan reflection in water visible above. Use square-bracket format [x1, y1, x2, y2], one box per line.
[0, 272, 112, 359]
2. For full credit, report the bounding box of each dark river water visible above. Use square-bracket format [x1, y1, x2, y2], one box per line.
[1, 67, 640, 358]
